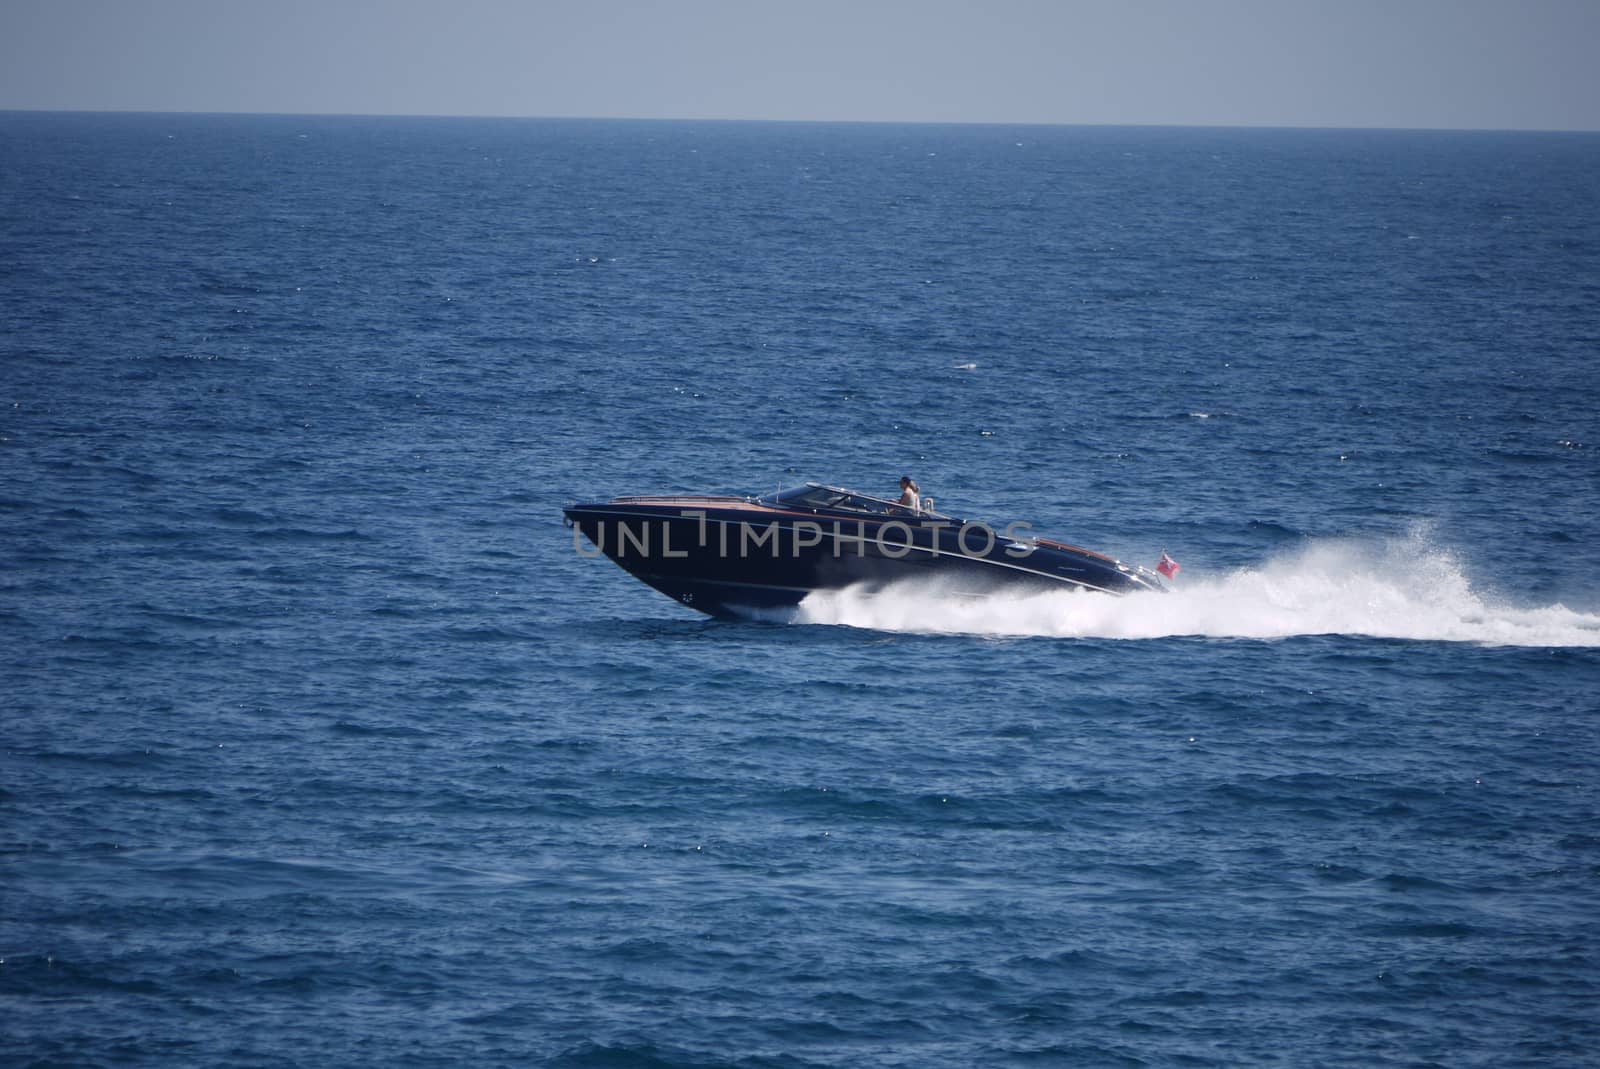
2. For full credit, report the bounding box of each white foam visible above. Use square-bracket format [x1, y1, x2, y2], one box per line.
[794, 534, 1600, 647]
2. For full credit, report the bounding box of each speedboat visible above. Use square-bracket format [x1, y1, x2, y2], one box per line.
[564, 481, 1167, 619]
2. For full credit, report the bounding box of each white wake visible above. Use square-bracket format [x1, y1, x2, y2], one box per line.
[794, 535, 1600, 647]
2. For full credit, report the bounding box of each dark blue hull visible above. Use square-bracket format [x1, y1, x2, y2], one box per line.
[564, 490, 1163, 619]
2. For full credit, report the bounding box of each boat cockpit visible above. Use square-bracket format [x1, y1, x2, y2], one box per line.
[760, 482, 944, 519]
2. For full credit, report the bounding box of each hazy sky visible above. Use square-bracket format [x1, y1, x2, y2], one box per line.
[3, 0, 1597, 130]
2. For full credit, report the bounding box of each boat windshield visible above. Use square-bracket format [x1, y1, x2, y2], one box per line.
[762, 482, 917, 516]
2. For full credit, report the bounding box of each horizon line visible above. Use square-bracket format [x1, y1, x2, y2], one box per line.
[2, 106, 1597, 137]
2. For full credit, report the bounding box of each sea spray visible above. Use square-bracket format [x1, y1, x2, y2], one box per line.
[795, 532, 1600, 647]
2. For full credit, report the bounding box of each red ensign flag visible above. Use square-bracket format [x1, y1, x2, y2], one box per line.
[1157, 551, 1180, 579]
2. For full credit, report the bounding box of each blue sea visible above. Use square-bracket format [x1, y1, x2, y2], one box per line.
[3, 112, 1599, 1068]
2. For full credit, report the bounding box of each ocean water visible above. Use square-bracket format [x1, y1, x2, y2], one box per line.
[3, 112, 1599, 1067]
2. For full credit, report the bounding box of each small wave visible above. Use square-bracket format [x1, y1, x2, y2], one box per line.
[248, 526, 369, 543]
[795, 533, 1600, 648]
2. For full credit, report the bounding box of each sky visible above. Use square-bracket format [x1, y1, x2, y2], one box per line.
[2, 0, 1598, 131]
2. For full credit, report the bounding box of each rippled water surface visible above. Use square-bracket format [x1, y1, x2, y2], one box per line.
[3, 114, 1599, 1067]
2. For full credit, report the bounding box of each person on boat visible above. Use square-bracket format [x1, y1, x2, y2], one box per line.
[898, 475, 921, 512]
